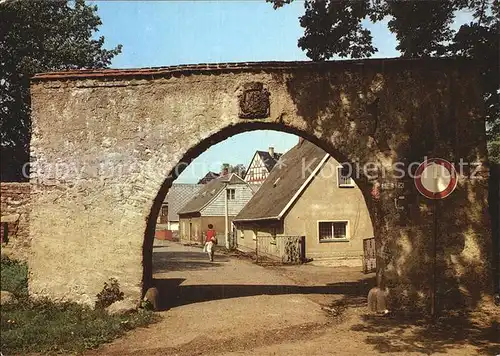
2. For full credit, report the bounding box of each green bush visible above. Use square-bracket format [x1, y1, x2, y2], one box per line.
[0, 298, 157, 354]
[0, 258, 157, 354]
[95, 278, 124, 310]
[0, 255, 28, 297]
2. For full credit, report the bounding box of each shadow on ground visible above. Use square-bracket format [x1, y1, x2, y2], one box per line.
[152, 278, 374, 311]
[149, 246, 500, 354]
[351, 311, 500, 355]
[153, 251, 231, 273]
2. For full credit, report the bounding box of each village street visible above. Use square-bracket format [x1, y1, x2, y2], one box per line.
[88, 241, 499, 356]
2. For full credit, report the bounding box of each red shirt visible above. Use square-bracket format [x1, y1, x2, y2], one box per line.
[206, 229, 216, 242]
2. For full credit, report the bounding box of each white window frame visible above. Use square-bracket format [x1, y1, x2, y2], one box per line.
[337, 165, 355, 188]
[227, 188, 236, 200]
[317, 220, 350, 242]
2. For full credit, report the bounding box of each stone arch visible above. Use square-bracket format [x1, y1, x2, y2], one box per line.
[141, 122, 378, 292]
[28, 59, 492, 311]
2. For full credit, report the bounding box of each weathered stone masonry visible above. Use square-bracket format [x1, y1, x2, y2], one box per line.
[0, 183, 31, 261]
[29, 59, 492, 310]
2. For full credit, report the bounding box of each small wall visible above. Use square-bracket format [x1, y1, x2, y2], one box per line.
[236, 228, 257, 251]
[179, 216, 202, 244]
[0, 183, 31, 261]
[168, 221, 179, 231]
[235, 222, 283, 252]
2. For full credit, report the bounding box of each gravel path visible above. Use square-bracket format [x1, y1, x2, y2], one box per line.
[87, 241, 499, 356]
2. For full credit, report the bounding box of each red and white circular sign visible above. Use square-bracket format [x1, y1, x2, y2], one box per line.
[414, 158, 457, 199]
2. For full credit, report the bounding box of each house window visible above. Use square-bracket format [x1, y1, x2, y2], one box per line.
[161, 205, 168, 218]
[318, 221, 348, 241]
[227, 188, 235, 200]
[338, 164, 354, 187]
[240, 230, 244, 239]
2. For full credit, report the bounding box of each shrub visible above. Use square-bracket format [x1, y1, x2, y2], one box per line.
[140, 299, 154, 311]
[95, 278, 124, 310]
[0, 261, 157, 354]
[0, 297, 157, 354]
[0, 255, 28, 297]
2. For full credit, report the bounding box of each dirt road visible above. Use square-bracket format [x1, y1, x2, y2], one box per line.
[88, 241, 499, 356]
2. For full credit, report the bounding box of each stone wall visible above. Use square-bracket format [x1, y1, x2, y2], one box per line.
[0, 183, 31, 261]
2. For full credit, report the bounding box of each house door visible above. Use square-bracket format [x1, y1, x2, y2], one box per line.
[189, 222, 192, 242]
[159, 204, 168, 224]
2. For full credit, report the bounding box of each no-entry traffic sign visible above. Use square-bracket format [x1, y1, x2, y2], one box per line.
[414, 158, 457, 199]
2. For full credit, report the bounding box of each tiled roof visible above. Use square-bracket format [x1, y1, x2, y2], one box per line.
[256, 151, 283, 173]
[165, 184, 202, 222]
[234, 140, 327, 221]
[197, 171, 220, 184]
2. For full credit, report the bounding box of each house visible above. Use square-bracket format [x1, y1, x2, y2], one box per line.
[178, 173, 255, 245]
[233, 139, 374, 267]
[157, 183, 202, 230]
[244, 147, 282, 184]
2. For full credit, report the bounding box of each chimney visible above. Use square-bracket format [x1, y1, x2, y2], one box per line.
[268, 146, 275, 157]
[221, 163, 229, 176]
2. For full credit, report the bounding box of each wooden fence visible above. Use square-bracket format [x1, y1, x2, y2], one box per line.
[255, 235, 305, 264]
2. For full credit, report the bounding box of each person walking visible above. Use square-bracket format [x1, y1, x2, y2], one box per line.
[204, 224, 217, 262]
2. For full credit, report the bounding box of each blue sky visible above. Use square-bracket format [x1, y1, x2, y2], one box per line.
[94, 1, 406, 68]
[93, 1, 470, 183]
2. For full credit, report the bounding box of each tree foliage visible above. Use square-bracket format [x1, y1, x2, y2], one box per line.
[221, 163, 247, 177]
[268, 0, 499, 162]
[0, 0, 122, 181]
[229, 164, 247, 177]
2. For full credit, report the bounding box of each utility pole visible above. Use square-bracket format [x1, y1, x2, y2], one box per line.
[225, 183, 229, 249]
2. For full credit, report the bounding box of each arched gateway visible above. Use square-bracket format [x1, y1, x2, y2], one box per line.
[29, 58, 492, 309]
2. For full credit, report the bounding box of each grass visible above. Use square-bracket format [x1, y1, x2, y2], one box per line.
[1, 299, 156, 354]
[0, 255, 158, 355]
[0, 255, 28, 297]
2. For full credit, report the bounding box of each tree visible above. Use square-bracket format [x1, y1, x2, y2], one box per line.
[268, 0, 499, 162]
[221, 163, 247, 178]
[0, 0, 122, 181]
[230, 164, 247, 178]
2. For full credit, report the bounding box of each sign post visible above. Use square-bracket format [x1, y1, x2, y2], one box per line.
[431, 199, 438, 318]
[414, 158, 458, 319]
